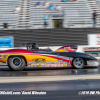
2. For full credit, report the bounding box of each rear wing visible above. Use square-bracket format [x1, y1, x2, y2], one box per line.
[55, 45, 78, 52]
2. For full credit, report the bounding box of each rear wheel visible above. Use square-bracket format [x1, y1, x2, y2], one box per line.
[72, 58, 85, 69]
[8, 56, 26, 71]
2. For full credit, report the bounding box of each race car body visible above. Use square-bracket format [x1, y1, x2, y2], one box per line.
[0, 43, 99, 71]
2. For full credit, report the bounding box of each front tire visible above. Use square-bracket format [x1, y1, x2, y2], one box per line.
[72, 58, 85, 69]
[8, 56, 26, 71]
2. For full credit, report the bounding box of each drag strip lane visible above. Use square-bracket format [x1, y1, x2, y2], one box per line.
[0, 74, 100, 83]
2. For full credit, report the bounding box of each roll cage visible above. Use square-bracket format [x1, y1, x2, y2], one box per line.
[26, 42, 39, 51]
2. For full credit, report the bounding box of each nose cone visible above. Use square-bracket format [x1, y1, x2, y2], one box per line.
[80, 52, 97, 60]
[91, 56, 97, 60]
[87, 55, 97, 60]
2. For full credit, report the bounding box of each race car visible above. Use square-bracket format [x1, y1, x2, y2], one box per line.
[0, 42, 99, 71]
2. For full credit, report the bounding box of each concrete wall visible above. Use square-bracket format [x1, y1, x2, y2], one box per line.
[0, 28, 100, 47]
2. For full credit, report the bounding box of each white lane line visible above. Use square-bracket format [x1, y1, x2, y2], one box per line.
[0, 74, 100, 83]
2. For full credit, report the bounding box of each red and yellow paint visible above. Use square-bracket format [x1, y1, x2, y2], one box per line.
[0, 53, 71, 67]
[0, 49, 72, 67]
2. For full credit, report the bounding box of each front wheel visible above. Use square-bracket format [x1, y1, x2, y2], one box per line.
[8, 56, 26, 71]
[72, 58, 85, 69]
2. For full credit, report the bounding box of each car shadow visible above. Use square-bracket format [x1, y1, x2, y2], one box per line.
[0, 66, 98, 71]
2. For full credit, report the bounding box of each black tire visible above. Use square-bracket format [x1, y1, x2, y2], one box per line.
[8, 56, 26, 71]
[72, 58, 85, 69]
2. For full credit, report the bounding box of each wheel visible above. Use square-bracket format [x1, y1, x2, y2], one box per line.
[8, 56, 26, 71]
[72, 58, 85, 69]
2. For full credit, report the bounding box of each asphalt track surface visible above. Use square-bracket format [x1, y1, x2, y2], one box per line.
[1, 64, 100, 100]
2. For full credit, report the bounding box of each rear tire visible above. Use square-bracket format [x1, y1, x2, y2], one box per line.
[8, 56, 26, 71]
[72, 58, 85, 69]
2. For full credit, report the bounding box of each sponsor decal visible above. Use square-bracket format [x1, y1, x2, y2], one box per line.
[58, 60, 63, 62]
[87, 61, 99, 66]
[32, 58, 46, 63]
[27, 62, 31, 65]
[87, 62, 94, 66]
[0, 55, 8, 59]
[28, 61, 71, 67]
[2, 55, 8, 58]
